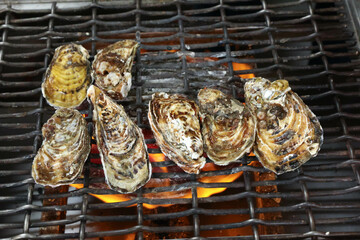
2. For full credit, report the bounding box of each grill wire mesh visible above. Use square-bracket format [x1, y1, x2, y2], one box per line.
[0, 0, 360, 239]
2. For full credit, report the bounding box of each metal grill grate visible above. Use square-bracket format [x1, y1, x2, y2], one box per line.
[0, 0, 360, 239]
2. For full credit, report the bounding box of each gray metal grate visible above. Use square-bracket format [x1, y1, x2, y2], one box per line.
[0, 0, 360, 239]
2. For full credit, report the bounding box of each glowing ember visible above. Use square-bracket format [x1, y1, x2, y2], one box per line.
[70, 153, 254, 209]
[150, 153, 168, 173]
[232, 62, 255, 79]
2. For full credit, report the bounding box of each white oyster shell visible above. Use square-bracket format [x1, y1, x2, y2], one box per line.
[32, 108, 90, 187]
[92, 40, 139, 100]
[148, 92, 206, 174]
[87, 85, 151, 193]
[245, 77, 323, 174]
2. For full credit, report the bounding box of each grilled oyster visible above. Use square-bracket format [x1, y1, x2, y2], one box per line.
[87, 85, 151, 193]
[32, 108, 90, 187]
[198, 88, 256, 165]
[42, 44, 91, 108]
[92, 40, 139, 100]
[244, 77, 323, 174]
[148, 92, 205, 174]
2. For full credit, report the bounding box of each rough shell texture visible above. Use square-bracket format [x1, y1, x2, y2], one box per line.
[42, 44, 91, 108]
[92, 40, 139, 100]
[245, 77, 323, 174]
[148, 92, 206, 174]
[32, 108, 90, 187]
[88, 85, 151, 193]
[198, 88, 256, 165]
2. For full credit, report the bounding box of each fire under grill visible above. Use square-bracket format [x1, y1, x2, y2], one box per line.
[0, 0, 360, 239]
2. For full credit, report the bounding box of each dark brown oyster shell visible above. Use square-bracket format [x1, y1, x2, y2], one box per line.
[245, 77, 323, 174]
[32, 108, 90, 187]
[87, 85, 151, 193]
[148, 92, 206, 174]
[198, 88, 256, 165]
[92, 40, 139, 100]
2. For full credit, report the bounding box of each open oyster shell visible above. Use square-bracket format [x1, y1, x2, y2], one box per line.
[87, 85, 151, 193]
[245, 77, 323, 174]
[148, 92, 206, 174]
[42, 44, 91, 108]
[32, 108, 90, 187]
[92, 40, 139, 100]
[198, 88, 256, 165]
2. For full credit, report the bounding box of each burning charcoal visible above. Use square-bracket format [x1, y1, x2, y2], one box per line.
[197, 88, 256, 165]
[245, 78, 323, 174]
[32, 108, 90, 186]
[42, 44, 91, 108]
[40, 186, 69, 235]
[87, 85, 151, 193]
[148, 92, 206, 174]
[92, 40, 139, 100]
[253, 161, 284, 235]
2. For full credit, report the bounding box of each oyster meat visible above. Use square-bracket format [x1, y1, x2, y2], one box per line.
[244, 77, 323, 174]
[32, 108, 90, 187]
[42, 44, 91, 108]
[87, 85, 151, 193]
[198, 88, 256, 165]
[148, 92, 206, 174]
[92, 40, 139, 100]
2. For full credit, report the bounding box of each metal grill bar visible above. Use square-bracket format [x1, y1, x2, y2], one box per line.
[308, 1, 360, 186]
[135, 1, 144, 239]
[0, 0, 360, 239]
[175, 2, 200, 237]
[78, 3, 97, 239]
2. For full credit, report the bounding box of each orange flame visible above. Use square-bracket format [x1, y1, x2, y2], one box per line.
[70, 154, 255, 209]
[232, 62, 255, 79]
[141, 48, 255, 79]
[150, 153, 168, 173]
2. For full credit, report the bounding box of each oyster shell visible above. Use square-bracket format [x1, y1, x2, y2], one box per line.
[32, 108, 90, 187]
[42, 44, 91, 108]
[92, 40, 139, 100]
[148, 92, 206, 174]
[87, 85, 151, 193]
[198, 88, 256, 165]
[244, 77, 323, 174]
